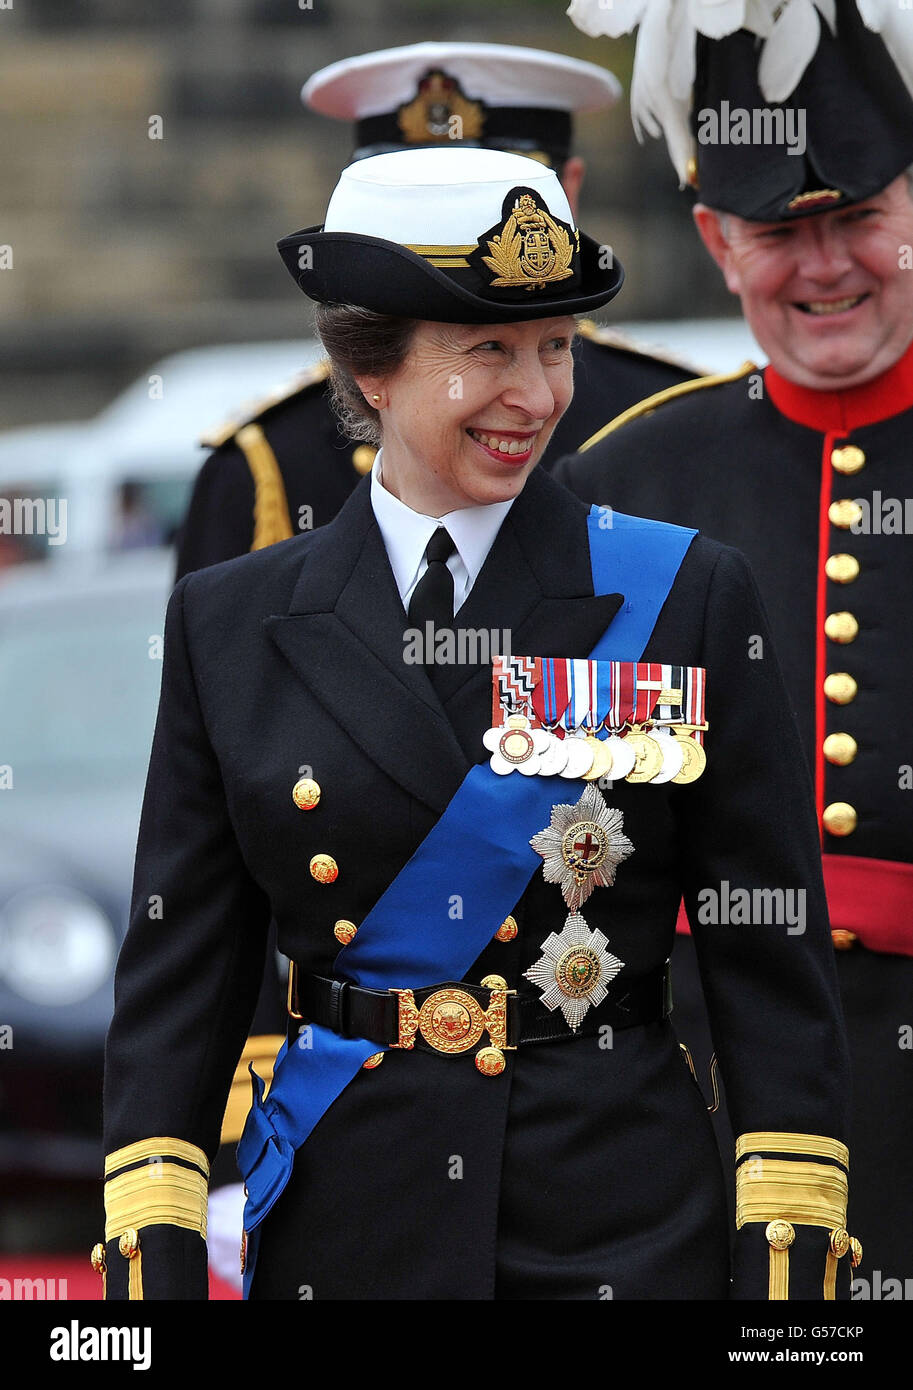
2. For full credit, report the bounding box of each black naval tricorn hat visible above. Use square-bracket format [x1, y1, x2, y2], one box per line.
[692, 1, 913, 220]
[278, 147, 624, 323]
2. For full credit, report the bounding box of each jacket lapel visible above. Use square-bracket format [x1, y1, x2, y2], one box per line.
[264, 481, 469, 814]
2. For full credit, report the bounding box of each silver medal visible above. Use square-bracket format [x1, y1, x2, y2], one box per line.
[558, 732, 595, 779]
[536, 731, 570, 777]
[524, 911, 624, 1030]
[648, 727, 686, 784]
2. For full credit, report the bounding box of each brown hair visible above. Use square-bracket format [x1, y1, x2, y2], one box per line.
[314, 303, 417, 447]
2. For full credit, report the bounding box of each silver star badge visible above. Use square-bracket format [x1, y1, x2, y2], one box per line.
[524, 911, 624, 1030]
[529, 783, 634, 911]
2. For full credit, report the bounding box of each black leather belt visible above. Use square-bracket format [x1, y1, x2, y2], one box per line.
[290, 962, 672, 1058]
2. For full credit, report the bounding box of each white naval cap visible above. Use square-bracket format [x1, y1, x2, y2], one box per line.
[304, 41, 621, 117]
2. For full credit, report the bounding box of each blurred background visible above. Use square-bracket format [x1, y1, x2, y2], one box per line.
[0, 0, 759, 1299]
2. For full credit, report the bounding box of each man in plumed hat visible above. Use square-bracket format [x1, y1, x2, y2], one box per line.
[174, 41, 698, 580]
[559, 0, 913, 1287]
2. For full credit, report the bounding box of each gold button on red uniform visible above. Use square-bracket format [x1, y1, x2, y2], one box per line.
[828, 498, 864, 529]
[830, 445, 865, 475]
[825, 553, 860, 584]
[824, 672, 857, 705]
[823, 802, 857, 837]
[823, 732, 858, 766]
[824, 611, 858, 644]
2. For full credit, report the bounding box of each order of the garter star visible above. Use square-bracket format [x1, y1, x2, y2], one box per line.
[530, 782, 634, 911]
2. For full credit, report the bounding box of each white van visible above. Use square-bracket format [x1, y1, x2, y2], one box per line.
[0, 340, 324, 569]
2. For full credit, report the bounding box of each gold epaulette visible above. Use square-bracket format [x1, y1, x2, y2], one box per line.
[220, 1033, 286, 1146]
[101, 1138, 210, 1299]
[579, 360, 759, 454]
[735, 1131, 859, 1300]
[577, 318, 703, 376]
[199, 359, 332, 450]
[235, 423, 296, 550]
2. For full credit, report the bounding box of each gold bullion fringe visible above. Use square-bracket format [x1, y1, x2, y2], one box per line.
[736, 1159, 848, 1229]
[736, 1131, 849, 1169]
[104, 1163, 208, 1242]
[237, 423, 295, 549]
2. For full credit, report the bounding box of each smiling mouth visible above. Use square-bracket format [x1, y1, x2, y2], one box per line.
[467, 428, 538, 458]
[794, 293, 869, 315]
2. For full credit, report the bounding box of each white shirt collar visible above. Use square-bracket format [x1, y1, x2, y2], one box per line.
[370, 448, 515, 610]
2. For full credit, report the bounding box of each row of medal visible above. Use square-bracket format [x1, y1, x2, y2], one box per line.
[483, 656, 708, 786]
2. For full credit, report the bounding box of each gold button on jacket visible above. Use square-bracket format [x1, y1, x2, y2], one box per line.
[352, 445, 377, 476]
[823, 802, 858, 837]
[824, 612, 858, 644]
[825, 554, 860, 584]
[824, 672, 858, 704]
[828, 498, 864, 529]
[823, 732, 858, 766]
[292, 777, 321, 810]
[309, 853, 338, 884]
[830, 445, 865, 475]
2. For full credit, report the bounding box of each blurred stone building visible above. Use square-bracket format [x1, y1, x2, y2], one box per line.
[2, 0, 731, 429]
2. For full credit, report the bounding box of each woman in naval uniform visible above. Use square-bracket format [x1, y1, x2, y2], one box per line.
[100, 147, 852, 1302]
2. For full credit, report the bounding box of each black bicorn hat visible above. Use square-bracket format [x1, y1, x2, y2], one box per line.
[569, 0, 913, 221]
[692, 2, 913, 220]
[278, 146, 624, 324]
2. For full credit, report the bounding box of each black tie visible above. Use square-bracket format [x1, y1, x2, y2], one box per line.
[407, 529, 456, 671]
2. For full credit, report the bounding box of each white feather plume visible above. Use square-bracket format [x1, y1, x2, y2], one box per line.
[854, 0, 913, 99]
[567, 0, 911, 184]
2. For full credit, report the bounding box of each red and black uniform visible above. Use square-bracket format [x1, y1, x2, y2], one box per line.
[554, 345, 913, 1280]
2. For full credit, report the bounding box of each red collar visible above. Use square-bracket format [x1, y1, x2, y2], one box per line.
[764, 337, 913, 433]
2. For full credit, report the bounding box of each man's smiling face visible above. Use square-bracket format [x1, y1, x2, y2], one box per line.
[693, 174, 913, 389]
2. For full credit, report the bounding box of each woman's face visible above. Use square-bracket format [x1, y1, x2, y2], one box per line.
[368, 315, 576, 514]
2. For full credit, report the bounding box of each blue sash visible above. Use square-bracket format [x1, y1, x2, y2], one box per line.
[239, 507, 696, 1295]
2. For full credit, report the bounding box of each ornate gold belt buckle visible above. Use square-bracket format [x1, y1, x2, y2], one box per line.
[391, 983, 516, 1060]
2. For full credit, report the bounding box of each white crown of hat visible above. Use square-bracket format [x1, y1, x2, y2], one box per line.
[323, 147, 576, 247]
[304, 40, 620, 119]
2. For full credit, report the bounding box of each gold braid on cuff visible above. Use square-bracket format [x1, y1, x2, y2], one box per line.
[103, 1138, 210, 1300]
[734, 1132, 850, 1301]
